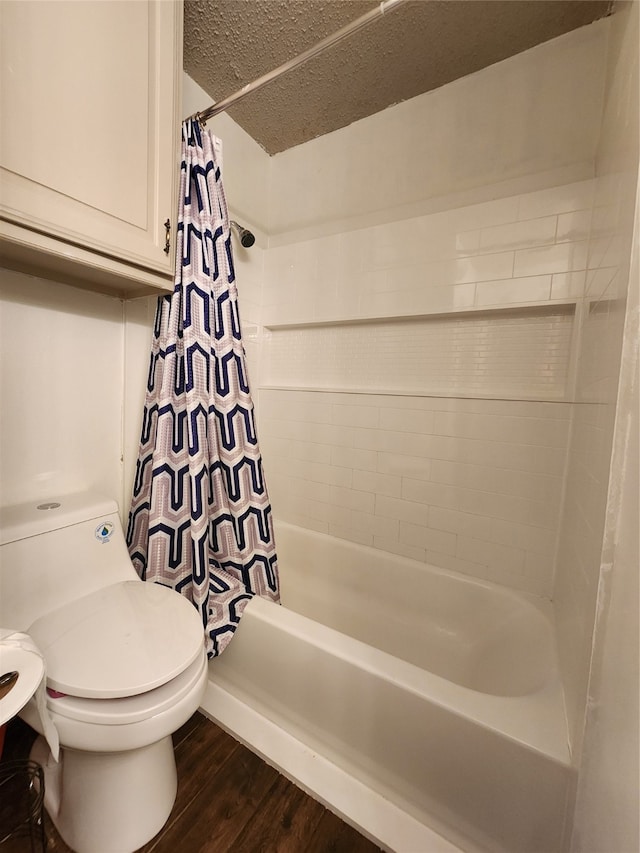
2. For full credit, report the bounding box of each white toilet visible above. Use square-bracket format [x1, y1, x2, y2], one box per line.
[0, 492, 208, 853]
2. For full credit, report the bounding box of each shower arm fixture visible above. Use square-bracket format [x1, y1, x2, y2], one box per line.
[230, 220, 256, 248]
[190, 0, 408, 126]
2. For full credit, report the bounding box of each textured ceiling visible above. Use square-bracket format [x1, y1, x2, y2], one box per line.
[184, 0, 611, 155]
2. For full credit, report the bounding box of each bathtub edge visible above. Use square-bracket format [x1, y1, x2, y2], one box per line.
[243, 595, 572, 767]
[199, 679, 468, 853]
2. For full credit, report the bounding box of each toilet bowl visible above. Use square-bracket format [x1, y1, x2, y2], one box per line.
[0, 493, 208, 853]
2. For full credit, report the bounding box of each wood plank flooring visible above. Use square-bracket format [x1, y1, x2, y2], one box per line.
[1, 712, 383, 853]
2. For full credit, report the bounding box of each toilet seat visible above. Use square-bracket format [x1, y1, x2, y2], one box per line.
[28, 581, 205, 699]
[44, 652, 207, 726]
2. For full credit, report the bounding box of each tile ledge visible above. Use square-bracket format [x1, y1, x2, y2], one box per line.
[263, 299, 577, 330]
[258, 385, 575, 404]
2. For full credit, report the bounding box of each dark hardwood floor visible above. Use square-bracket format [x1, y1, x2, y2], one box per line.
[1, 712, 382, 853]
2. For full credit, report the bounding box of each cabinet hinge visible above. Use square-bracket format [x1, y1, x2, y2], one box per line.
[163, 219, 171, 255]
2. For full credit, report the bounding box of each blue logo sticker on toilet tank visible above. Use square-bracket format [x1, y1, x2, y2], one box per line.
[95, 522, 114, 544]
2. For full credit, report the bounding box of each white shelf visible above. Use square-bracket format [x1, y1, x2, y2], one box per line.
[263, 300, 577, 331]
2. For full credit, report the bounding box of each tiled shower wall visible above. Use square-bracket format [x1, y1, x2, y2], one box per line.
[554, 0, 640, 755]
[264, 309, 574, 399]
[259, 179, 596, 599]
[261, 391, 569, 597]
[263, 180, 593, 326]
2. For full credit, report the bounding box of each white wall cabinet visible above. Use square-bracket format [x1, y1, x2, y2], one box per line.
[0, 0, 183, 297]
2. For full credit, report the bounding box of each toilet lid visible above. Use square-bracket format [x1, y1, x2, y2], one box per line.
[27, 581, 205, 699]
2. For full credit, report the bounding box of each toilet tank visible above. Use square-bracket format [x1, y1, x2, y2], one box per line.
[0, 492, 139, 631]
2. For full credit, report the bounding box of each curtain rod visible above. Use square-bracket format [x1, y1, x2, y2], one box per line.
[192, 0, 409, 125]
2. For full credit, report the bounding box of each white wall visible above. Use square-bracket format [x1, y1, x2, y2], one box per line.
[258, 23, 610, 599]
[260, 177, 599, 597]
[567, 3, 640, 849]
[553, 0, 640, 757]
[122, 294, 157, 516]
[571, 177, 639, 853]
[269, 21, 607, 236]
[0, 269, 125, 507]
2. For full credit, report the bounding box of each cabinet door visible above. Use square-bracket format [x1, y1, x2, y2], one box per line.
[0, 0, 181, 277]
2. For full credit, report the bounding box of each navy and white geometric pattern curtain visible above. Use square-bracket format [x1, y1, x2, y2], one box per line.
[127, 119, 279, 658]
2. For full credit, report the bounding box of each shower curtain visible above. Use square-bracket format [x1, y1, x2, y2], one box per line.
[127, 119, 279, 657]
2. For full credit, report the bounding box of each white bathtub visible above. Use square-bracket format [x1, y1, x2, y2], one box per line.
[202, 523, 572, 853]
